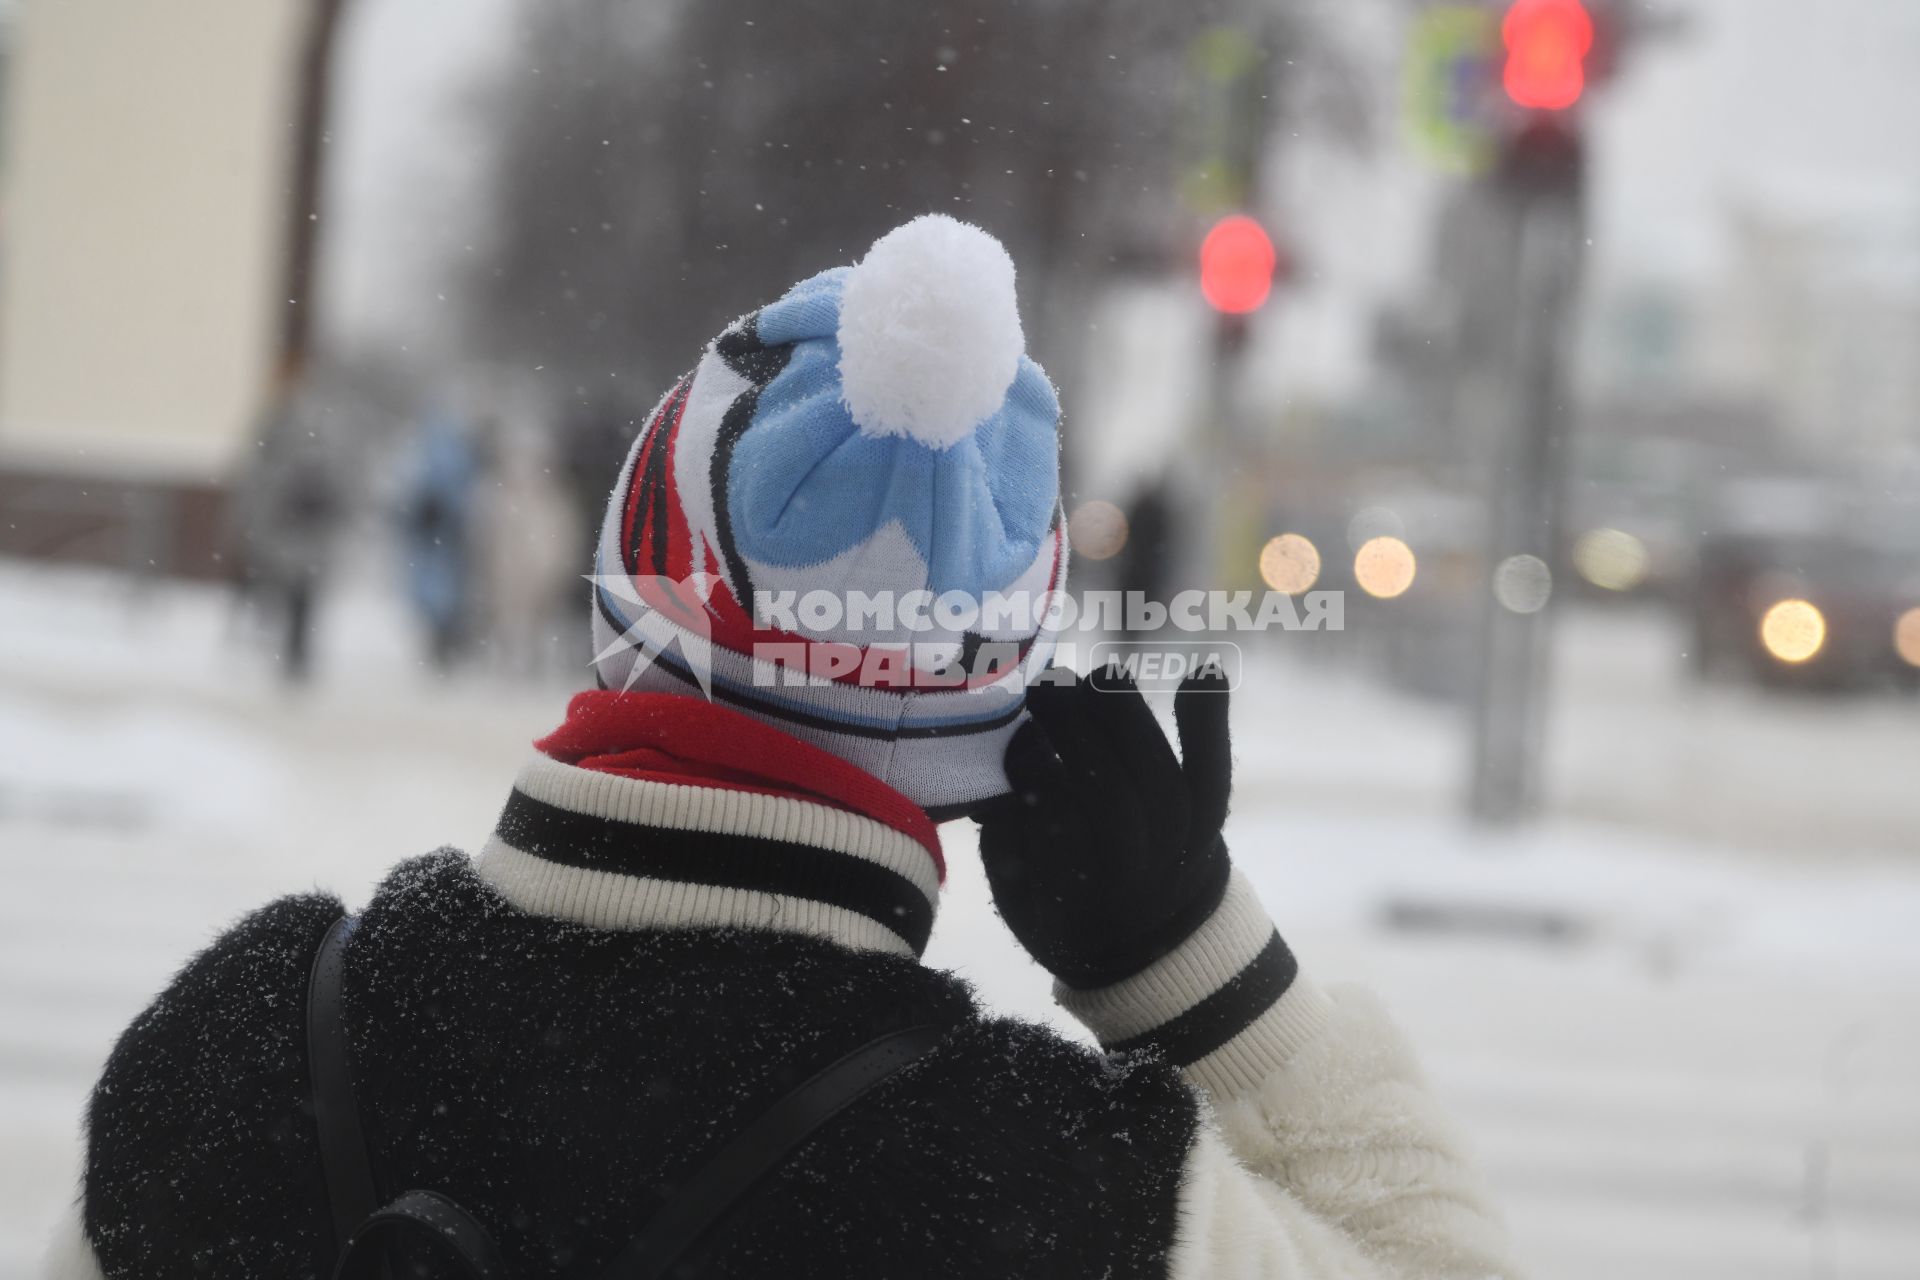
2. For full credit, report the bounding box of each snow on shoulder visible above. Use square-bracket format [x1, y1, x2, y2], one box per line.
[837, 214, 1025, 450]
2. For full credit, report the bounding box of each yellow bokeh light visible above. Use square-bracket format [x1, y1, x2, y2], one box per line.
[1573, 527, 1649, 591]
[1259, 533, 1320, 594]
[1354, 536, 1417, 600]
[1895, 607, 1920, 668]
[1068, 500, 1129, 562]
[1759, 599, 1826, 664]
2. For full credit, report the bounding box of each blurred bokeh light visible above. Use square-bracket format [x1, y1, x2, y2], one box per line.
[1493, 553, 1552, 614]
[1067, 499, 1129, 562]
[1895, 606, 1920, 669]
[1258, 532, 1320, 594]
[1354, 536, 1417, 600]
[1572, 527, 1650, 592]
[1759, 598, 1827, 664]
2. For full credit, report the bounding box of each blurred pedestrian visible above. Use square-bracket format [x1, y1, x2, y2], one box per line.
[558, 394, 635, 572]
[397, 405, 479, 671]
[1117, 476, 1177, 629]
[229, 359, 340, 683]
[473, 418, 581, 677]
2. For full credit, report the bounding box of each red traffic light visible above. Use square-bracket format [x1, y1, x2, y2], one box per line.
[1199, 215, 1276, 315]
[1503, 0, 1593, 110]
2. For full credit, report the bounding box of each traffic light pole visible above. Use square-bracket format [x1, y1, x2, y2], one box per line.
[1466, 120, 1586, 825]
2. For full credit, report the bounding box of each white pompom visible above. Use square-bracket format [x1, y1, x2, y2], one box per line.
[837, 214, 1024, 449]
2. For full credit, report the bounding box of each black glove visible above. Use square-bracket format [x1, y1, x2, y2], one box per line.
[977, 665, 1234, 989]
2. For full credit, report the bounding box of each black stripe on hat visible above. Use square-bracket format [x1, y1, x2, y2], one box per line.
[710, 316, 793, 609]
[1102, 931, 1298, 1067]
[494, 789, 935, 953]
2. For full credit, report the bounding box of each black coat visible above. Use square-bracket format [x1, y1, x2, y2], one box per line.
[83, 851, 1199, 1279]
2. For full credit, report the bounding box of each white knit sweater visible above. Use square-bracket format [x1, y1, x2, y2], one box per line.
[1075, 875, 1521, 1278]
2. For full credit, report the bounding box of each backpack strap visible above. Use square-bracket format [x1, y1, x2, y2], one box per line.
[305, 912, 949, 1280]
[307, 915, 380, 1260]
[594, 1021, 947, 1280]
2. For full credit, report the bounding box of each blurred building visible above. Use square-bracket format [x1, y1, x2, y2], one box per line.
[1702, 208, 1920, 460]
[0, 0, 310, 575]
[1580, 205, 1920, 466]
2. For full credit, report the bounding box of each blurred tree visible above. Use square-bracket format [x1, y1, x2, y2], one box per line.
[457, 0, 1283, 436]
[282, 0, 351, 374]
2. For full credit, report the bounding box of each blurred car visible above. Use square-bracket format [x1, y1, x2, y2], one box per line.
[1692, 522, 1920, 691]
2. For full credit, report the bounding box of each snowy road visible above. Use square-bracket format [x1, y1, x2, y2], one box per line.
[3, 562, 1918, 1276]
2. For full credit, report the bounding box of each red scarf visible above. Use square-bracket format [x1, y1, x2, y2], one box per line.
[536, 690, 943, 878]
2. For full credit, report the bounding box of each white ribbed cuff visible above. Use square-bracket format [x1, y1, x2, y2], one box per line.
[1054, 870, 1275, 1041]
[1181, 978, 1335, 1100]
[1053, 870, 1336, 1101]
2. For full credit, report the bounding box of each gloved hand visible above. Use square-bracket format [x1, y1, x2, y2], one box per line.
[977, 665, 1235, 990]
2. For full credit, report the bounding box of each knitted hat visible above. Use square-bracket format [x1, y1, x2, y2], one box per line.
[590, 215, 1068, 814]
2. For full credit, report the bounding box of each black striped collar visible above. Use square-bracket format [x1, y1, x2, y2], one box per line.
[475, 757, 941, 958]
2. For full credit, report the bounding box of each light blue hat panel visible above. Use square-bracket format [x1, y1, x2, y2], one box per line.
[752, 266, 848, 346]
[725, 275, 1059, 601]
[920, 359, 1058, 595]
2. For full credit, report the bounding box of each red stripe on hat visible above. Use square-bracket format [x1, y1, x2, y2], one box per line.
[620, 379, 692, 578]
[536, 689, 944, 878]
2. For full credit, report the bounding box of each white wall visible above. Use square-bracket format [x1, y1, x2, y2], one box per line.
[0, 0, 305, 475]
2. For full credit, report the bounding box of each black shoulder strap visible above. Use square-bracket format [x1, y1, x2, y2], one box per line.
[595, 1021, 948, 1280]
[307, 915, 379, 1257]
[309, 917, 505, 1280]
[305, 913, 948, 1280]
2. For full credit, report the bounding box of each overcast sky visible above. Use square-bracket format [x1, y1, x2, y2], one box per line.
[1589, 0, 1920, 282]
[320, 0, 515, 354]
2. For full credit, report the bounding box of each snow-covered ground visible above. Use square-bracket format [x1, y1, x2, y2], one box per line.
[3, 560, 1918, 1277]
